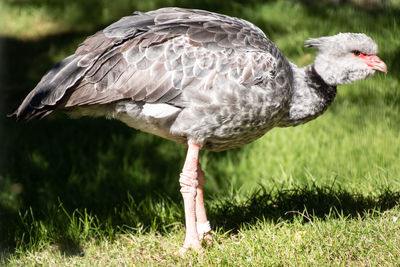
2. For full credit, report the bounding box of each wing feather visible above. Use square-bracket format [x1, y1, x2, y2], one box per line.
[14, 7, 283, 121]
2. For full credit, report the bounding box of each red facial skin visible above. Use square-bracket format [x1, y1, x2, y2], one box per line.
[355, 52, 388, 73]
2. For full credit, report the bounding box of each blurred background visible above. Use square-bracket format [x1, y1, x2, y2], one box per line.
[1, 0, 399, 253]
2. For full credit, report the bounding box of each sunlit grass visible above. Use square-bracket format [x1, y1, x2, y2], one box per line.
[4, 206, 400, 266]
[0, 2, 67, 39]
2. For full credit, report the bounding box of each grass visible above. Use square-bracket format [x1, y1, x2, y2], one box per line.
[4, 198, 400, 265]
[1, 0, 400, 265]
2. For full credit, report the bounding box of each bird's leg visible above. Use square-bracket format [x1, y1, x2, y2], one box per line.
[195, 163, 212, 243]
[179, 142, 202, 252]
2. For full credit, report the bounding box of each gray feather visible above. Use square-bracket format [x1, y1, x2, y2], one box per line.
[12, 8, 383, 152]
[13, 55, 85, 121]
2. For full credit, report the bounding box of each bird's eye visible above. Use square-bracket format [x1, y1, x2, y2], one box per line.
[352, 50, 361, 56]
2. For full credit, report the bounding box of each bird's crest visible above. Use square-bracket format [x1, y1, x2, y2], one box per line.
[304, 33, 378, 56]
[304, 37, 330, 48]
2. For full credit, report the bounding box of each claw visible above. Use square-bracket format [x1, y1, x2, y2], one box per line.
[179, 242, 203, 256]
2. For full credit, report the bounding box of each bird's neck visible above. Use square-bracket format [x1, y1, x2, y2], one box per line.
[280, 64, 337, 127]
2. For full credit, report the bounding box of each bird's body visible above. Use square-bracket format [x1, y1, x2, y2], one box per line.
[13, 7, 326, 151]
[12, 7, 387, 252]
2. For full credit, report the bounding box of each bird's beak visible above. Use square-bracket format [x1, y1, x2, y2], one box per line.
[362, 55, 388, 74]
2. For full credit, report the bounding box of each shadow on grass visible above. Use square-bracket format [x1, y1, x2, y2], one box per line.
[1, 183, 399, 258]
[209, 184, 400, 231]
[0, 30, 182, 254]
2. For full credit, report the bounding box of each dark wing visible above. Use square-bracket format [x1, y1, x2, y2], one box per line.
[12, 7, 280, 121]
[11, 11, 155, 121]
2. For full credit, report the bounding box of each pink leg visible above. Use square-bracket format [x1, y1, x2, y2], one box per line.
[179, 142, 202, 251]
[195, 164, 212, 241]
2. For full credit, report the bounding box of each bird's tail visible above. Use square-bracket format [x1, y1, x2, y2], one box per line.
[9, 54, 85, 122]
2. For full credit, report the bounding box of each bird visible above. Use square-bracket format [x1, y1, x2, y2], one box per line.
[10, 7, 387, 252]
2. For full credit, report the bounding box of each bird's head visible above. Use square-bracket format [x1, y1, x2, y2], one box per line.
[305, 33, 387, 86]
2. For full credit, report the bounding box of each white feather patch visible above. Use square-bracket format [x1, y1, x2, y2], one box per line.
[142, 103, 181, 118]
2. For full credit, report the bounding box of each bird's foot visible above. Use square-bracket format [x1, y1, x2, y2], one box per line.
[179, 237, 203, 255]
[197, 220, 212, 244]
[200, 232, 213, 246]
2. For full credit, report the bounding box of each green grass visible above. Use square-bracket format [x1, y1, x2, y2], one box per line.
[4, 204, 400, 265]
[1, 0, 400, 265]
